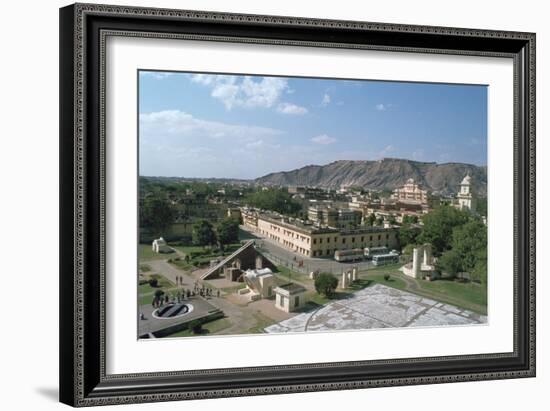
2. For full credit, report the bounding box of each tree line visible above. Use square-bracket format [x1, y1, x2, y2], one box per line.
[398, 205, 487, 284]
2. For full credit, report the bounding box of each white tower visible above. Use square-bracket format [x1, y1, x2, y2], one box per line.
[457, 174, 475, 212]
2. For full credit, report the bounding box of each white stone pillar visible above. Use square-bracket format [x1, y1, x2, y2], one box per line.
[352, 267, 358, 281]
[341, 271, 348, 288]
[413, 247, 421, 278]
[423, 244, 432, 266]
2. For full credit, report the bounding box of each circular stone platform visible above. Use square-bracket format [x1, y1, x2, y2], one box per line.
[152, 303, 194, 320]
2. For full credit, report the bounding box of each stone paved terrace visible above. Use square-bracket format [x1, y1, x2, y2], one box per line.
[139, 296, 219, 336]
[264, 283, 487, 333]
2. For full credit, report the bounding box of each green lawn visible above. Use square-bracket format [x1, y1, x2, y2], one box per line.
[138, 244, 175, 261]
[168, 243, 243, 270]
[169, 244, 207, 256]
[245, 311, 277, 334]
[138, 274, 177, 305]
[164, 317, 233, 338]
[359, 274, 409, 291]
[416, 279, 487, 310]
[361, 263, 487, 315]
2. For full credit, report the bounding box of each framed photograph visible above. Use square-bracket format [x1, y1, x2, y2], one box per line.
[59, 3, 536, 407]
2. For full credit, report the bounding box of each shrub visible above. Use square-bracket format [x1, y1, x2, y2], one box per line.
[314, 272, 339, 298]
[148, 278, 159, 287]
[138, 279, 148, 285]
[384, 274, 391, 281]
[154, 289, 165, 299]
[189, 320, 202, 334]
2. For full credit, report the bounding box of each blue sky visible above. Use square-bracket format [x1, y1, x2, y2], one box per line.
[139, 71, 487, 179]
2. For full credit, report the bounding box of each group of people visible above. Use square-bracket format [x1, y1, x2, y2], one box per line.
[149, 280, 222, 309]
[192, 281, 221, 299]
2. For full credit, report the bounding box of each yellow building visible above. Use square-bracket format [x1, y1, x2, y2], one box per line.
[245, 209, 398, 258]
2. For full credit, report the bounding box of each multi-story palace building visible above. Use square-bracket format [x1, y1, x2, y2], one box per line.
[456, 174, 476, 212]
[242, 208, 398, 258]
[392, 178, 428, 205]
[307, 206, 362, 229]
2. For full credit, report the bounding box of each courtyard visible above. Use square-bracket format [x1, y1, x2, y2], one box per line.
[264, 283, 487, 334]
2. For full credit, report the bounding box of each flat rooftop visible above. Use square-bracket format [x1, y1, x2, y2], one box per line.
[276, 282, 307, 294]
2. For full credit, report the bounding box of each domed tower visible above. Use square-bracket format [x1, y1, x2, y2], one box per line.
[457, 174, 475, 212]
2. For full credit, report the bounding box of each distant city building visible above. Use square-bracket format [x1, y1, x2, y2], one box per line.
[287, 186, 330, 200]
[274, 282, 307, 312]
[456, 174, 476, 211]
[226, 207, 241, 220]
[392, 178, 428, 205]
[307, 206, 362, 229]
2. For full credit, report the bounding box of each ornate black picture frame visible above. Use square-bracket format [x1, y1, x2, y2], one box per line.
[59, 3, 535, 407]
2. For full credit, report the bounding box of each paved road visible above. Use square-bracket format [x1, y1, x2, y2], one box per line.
[241, 225, 373, 275]
[147, 259, 197, 288]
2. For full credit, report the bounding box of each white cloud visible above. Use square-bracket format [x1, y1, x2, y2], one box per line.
[311, 134, 337, 145]
[244, 139, 281, 150]
[140, 110, 283, 141]
[375, 103, 395, 111]
[336, 101, 344, 106]
[277, 102, 308, 115]
[190, 74, 288, 110]
[321, 93, 331, 107]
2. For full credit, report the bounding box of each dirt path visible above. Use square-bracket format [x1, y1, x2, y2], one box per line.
[147, 259, 196, 288]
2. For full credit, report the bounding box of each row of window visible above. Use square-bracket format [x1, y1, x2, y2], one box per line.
[312, 233, 391, 245]
[311, 243, 391, 257]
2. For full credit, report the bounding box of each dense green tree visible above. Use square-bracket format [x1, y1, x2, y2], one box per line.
[365, 213, 376, 226]
[402, 215, 419, 224]
[140, 197, 176, 237]
[398, 224, 421, 250]
[437, 218, 487, 281]
[451, 219, 487, 273]
[192, 219, 216, 247]
[418, 205, 470, 254]
[244, 188, 302, 215]
[437, 249, 462, 277]
[471, 247, 488, 285]
[314, 272, 339, 298]
[217, 217, 240, 247]
[476, 197, 488, 217]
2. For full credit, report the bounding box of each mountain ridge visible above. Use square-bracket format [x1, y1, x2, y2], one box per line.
[255, 158, 487, 196]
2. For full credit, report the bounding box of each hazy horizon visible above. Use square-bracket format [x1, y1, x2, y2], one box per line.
[139, 157, 486, 181]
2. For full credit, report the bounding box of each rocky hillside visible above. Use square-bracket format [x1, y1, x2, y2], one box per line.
[255, 158, 487, 196]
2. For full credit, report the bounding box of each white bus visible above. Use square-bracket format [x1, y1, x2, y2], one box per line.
[334, 248, 364, 262]
[372, 252, 400, 266]
[364, 246, 389, 259]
